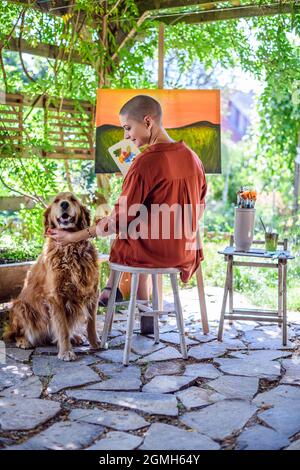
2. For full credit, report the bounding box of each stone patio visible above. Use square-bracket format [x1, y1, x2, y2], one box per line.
[0, 286, 299, 451]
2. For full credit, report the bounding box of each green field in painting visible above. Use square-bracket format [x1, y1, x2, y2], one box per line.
[95, 122, 221, 174]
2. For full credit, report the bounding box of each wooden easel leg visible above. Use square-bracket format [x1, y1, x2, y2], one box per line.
[196, 263, 209, 335]
[218, 260, 230, 341]
[228, 256, 233, 326]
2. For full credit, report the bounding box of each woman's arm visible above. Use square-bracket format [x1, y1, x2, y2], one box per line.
[48, 224, 97, 245]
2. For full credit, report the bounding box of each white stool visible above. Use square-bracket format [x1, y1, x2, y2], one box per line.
[100, 263, 188, 366]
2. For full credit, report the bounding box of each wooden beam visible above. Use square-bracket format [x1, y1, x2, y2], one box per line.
[6, 0, 74, 17]
[137, 0, 228, 13]
[0, 194, 89, 211]
[152, 3, 300, 24]
[0, 195, 36, 211]
[1, 37, 91, 65]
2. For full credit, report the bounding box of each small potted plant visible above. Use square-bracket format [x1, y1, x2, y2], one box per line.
[234, 187, 257, 251]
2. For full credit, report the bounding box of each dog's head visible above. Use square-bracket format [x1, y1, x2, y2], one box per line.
[43, 192, 91, 234]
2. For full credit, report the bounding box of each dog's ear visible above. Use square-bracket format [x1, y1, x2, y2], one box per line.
[43, 206, 53, 235]
[78, 205, 91, 229]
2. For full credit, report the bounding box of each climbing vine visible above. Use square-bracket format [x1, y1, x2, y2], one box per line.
[0, 1, 299, 244]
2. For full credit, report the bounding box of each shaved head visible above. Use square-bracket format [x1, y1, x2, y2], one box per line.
[119, 95, 162, 124]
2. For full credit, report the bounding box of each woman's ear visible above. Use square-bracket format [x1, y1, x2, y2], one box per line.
[43, 206, 52, 235]
[79, 205, 91, 229]
[144, 115, 152, 129]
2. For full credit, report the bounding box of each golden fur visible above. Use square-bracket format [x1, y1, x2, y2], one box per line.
[4, 192, 100, 361]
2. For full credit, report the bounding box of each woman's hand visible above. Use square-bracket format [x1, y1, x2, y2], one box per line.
[47, 228, 78, 246]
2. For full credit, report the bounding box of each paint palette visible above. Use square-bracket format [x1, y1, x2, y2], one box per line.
[108, 139, 140, 176]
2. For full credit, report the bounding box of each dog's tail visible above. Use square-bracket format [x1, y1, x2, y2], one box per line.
[2, 322, 14, 341]
[3, 299, 27, 342]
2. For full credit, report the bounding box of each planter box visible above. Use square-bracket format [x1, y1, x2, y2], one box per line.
[0, 254, 109, 304]
[0, 261, 35, 303]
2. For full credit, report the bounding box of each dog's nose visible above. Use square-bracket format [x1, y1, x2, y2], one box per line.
[60, 201, 69, 211]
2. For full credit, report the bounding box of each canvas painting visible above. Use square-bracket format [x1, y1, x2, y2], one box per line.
[95, 89, 221, 174]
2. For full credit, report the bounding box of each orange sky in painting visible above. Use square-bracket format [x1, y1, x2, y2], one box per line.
[96, 89, 220, 128]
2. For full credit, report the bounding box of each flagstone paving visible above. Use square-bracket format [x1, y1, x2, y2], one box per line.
[235, 425, 290, 450]
[1, 286, 300, 450]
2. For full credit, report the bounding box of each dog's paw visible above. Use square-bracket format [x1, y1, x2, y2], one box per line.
[15, 337, 33, 349]
[71, 334, 86, 346]
[89, 338, 101, 350]
[58, 350, 77, 361]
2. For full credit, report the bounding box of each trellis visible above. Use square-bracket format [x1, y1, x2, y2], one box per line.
[0, 93, 95, 160]
[0, 93, 23, 153]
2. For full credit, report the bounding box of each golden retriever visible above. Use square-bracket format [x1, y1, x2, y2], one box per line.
[4, 192, 100, 361]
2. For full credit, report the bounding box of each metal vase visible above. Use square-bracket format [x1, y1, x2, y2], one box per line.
[234, 207, 256, 252]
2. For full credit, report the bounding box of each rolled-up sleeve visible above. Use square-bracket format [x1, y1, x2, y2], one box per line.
[96, 167, 149, 238]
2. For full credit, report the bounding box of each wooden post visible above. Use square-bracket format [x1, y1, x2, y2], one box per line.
[158, 22, 164, 90]
[196, 263, 209, 334]
[157, 22, 164, 310]
[195, 229, 209, 334]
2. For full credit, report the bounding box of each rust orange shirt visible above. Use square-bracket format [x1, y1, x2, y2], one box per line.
[98, 140, 207, 283]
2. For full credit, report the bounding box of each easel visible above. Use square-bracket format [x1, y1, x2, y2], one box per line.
[155, 23, 209, 335]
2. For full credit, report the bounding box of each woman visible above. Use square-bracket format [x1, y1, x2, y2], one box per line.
[49, 94, 207, 333]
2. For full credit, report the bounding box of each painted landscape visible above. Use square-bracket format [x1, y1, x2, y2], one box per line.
[95, 89, 221, 174]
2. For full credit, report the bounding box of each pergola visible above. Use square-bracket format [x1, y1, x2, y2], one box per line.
[4, 1, 300, 66]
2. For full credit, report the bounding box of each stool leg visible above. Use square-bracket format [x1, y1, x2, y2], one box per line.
[152, 274, 160, 344]
[100, 270, 121, 349]
[170, 273, 188, 360]
[217, 260, 230, 341]
[157, 274, 163, 311]
[123, 273, 139, 366]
